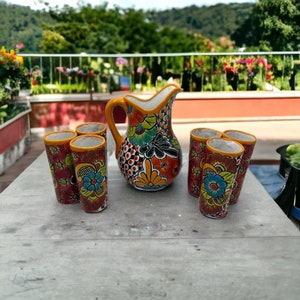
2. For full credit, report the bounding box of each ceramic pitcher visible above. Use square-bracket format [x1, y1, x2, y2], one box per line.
[105, 83, 182, 191]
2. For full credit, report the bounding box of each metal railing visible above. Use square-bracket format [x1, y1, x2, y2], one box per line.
[20, 51, 300, 93]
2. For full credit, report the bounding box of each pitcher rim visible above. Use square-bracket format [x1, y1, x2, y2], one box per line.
[123, 83, 182, 113]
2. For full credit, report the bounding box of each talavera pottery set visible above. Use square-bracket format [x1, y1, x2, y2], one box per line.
[44, 83, 256, 218]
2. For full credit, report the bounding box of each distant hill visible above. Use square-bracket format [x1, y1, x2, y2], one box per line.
[0, 1, 254, 52]
[0, 1, 55, 52]
[148, 3, 254, 40]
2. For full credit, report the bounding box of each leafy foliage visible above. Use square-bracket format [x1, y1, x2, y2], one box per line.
[42, 4, 207, 54]
[0, 1, 55, 52]
[232, 0, 300, 50]
[0, 1, 255, 54]
[1, 1, 299, 52]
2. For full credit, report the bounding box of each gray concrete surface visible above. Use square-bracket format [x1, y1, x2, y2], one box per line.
[1, 149, 300, 299]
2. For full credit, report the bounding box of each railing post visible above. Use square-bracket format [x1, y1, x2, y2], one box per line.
[49, 56, 53, 84]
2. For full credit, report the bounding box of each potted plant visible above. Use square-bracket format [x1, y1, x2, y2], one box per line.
[0, 44, 32, 175]
[0, 44, 31, 121]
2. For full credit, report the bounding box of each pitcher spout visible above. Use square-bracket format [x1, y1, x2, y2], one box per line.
[125, 83, 182, 113]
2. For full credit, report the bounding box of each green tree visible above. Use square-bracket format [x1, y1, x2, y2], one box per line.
[42, 4, 126, 53]
[232, 0, 300, 51]
[118, 8, 160, 53]
[0, 1, 255, 54]
[147, 3, 254, 41]
[40, 30, 70, 53]
[40, 4, 218, 55]
[0, 1, 55, 52]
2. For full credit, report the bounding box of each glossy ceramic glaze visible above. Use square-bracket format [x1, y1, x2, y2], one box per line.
[75, 122, 106, 138]
[106, 83, 182, 191]
[43, 130, 80, 204]
[187, 128, 223, 197]
[70, 135, 107, 213]
[199, 138, 244, 219]
[223, 130, 257, 204]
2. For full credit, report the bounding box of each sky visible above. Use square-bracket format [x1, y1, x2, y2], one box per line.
[6, 0, 257, 11]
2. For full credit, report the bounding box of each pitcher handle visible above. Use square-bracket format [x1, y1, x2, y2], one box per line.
[105, 97, 127, 158]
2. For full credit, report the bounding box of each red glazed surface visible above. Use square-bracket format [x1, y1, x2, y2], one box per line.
[44, 142, 80, 204]
[187, 128, 223, 198]
[71, 142, 107, 213]
[188, 138, 207, 197]
[229, 142, 256, 204]
[199, 139, 244, 219]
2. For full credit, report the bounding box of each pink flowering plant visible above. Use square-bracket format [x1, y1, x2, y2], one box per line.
[116, 57, 129, 76]
[222, 58, 242, 90]
[242, 56, 273, 90]
[222, 56, 273, 91]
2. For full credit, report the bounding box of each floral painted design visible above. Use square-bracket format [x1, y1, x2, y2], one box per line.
[116, 104, 182, 191]
[45, 143, 79, 204]
[203, 173, 227, 199]
[71, 145, 108, 212]
[187, 139, 207, 197]
[192, 166, 201, 177]
[49, 145, 59, 154]
[190, 143, 203, 162]
[83, 171, 104, 191]
[75, 162, 106, 202]
[134, 159, 167, 190]
[152, 156, 180, 179]
[112, 85, 182, 191]
[172, 136, 181, 151]
[201, 161, 236, 206]
[230, 143, 255, 204]
[127, 106, 157, 146]
[199, 151, 242, 218]
[140, 132, 178, 159]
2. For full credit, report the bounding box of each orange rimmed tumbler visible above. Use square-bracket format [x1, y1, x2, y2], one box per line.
[223, 130, 257, 204]
[75, 122, 106, 138]
[199, 138, 244, 219]
[187, 128, 223, 197]
[70, 134, 108, 213]
[43, 130, 80, 204]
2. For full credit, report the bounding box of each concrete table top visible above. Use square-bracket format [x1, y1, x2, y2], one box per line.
[1, 151, 300, 300]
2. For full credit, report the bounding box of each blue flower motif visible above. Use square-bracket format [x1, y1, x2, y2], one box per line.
[83, 171, 103, 191]
[204, 173, 227, 198]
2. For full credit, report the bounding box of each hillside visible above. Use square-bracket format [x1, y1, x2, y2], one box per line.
[0, 1, 55, 52]
[0, 1, 254, 52]
[149, 3, 254, 40]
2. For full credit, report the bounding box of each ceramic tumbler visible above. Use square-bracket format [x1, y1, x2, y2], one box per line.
[43, 130, 80, 204]
[223, 129, 257, 204]
[188, 128, 223, 197]
[199, 138, 244, 219]
[75, 122, 106, 138]
[70, 135, 108, 213]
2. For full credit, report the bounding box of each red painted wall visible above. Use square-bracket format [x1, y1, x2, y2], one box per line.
[172, 94, 300, 119]
[30, 101, 126, 128]
[0, 114, 28, 154]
